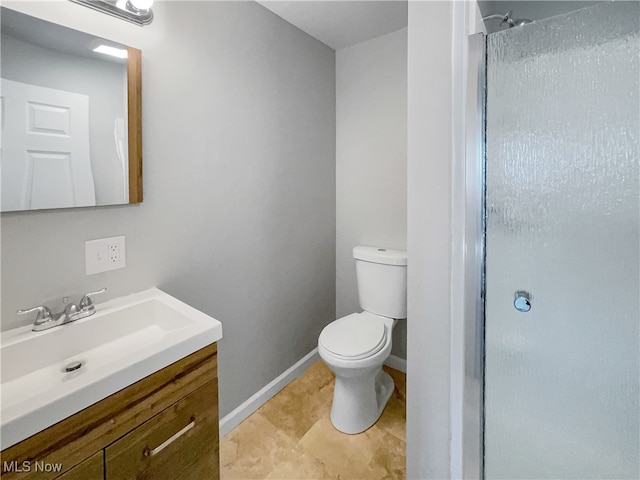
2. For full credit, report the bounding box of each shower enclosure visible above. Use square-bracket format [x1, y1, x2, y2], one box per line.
[469, 2, 639, 478]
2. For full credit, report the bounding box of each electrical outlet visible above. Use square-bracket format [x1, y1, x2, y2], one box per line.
[109, 243, 120, 264]
[85, 236, 126, 275]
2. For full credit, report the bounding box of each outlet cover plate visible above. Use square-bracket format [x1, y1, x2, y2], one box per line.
[85, 236, 126, 275]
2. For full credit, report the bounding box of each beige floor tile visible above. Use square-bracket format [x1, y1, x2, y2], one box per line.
[360, 427, 406, 480]
[221, 361, 407, 480]
[265, 445, 338, 480]
[259, 363, 335, 441]
[374, 366, 406, 442]
[375, 383, 406, 442]
[220, 412, 297, 479]
[298, 416, 373, 477]
[298, 417, 405, 480]
[375, 396, 406, 443]
[295, 361, 335, 389]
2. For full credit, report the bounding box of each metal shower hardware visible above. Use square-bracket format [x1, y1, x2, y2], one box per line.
[483, 10, 532, 28]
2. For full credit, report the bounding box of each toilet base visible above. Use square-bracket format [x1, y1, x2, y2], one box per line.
[329, 367, 394, 434]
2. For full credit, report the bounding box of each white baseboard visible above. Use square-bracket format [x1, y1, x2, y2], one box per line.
[384, 354, 407, 373]
[219, 348, 320, 438]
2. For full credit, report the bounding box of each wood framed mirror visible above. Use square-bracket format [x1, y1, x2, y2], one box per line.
[0, 7, 142, 212]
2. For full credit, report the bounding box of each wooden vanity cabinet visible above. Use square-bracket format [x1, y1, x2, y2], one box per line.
[105, 379, 218, 480]
[55, 453, 103, 480]
[0, 343, 219, 480]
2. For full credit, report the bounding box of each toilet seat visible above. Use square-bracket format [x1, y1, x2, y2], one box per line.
[319, 312, 387, 360]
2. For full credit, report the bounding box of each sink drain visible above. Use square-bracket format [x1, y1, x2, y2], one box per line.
[64, 361, 83, 373]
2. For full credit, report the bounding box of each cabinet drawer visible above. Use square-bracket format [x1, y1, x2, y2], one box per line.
[105, 379, 219, 480]
[55, 452, 103, 480]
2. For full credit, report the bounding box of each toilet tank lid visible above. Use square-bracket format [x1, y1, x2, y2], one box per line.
[353, 246, 407, 266]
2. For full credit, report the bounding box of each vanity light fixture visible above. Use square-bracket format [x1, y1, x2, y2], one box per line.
[93, 44, 129, 59]
[129, 0, 154, 10]
[69, 0, 154, 26]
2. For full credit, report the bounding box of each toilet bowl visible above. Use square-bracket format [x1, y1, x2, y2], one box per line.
[318, 246, 407, 434]
[318, 312, 396, 434]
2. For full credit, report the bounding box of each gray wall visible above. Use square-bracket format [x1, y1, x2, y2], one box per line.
[0, 1, 336, 418]
[1, 34, 127, 205]
[335, 28, 407, 359]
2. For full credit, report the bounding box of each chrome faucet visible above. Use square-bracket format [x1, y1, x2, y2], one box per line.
[17, 288, 107, 332]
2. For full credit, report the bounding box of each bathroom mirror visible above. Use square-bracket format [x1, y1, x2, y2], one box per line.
[0, 8, 142, 212]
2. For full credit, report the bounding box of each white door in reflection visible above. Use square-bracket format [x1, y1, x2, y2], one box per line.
[1, 79, 95, 211]
[484, 2, 639, 479]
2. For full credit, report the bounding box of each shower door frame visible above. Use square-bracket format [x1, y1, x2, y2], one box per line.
[462, 31, 486, 480]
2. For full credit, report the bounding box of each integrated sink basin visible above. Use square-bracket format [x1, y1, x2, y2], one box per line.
[0, 288, 222, 449]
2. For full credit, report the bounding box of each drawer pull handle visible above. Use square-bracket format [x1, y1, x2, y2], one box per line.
[147, 420, 195, 457]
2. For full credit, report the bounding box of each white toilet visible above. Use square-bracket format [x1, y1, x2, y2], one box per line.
[318, 245, 407, 434]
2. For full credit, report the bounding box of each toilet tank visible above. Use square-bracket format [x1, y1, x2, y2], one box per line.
[353, 246, 407, 319]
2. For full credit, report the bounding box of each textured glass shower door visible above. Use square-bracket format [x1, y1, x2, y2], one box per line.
[484, 3, 639, 479]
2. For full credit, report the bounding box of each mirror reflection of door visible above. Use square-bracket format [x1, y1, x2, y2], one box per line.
[0, 7, 135, 212]
[1, 79, 96, 210]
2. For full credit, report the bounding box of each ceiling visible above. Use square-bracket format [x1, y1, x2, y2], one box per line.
[257, 1, 600, 48]
[255, 1, 408, 50]
[1, 7, 126, 63]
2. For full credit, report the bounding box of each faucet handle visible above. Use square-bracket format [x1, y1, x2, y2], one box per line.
[17, 305, 53, 323]
[79, 287, 107, 310]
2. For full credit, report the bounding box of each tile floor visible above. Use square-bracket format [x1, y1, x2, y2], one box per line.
[220, 361, 406, 480]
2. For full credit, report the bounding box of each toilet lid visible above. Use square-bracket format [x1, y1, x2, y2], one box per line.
[319, 312, 387, 359]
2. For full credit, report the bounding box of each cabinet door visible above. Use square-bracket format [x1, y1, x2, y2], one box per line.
[55, 452, 103, 480]
[105, 379, 219, 480]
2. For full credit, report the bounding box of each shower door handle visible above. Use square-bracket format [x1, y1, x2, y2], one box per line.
[514, 291, 532, 312]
